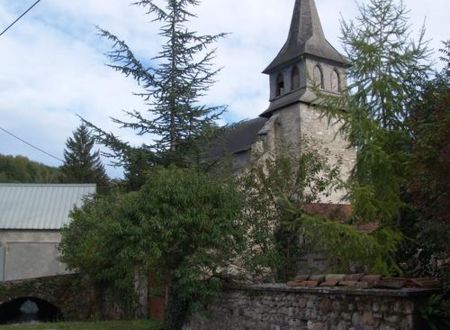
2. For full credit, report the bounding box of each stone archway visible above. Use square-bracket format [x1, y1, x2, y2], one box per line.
[0, 296, 62, 324]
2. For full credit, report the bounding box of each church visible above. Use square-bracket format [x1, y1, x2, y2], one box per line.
[214, 0, 356, 205]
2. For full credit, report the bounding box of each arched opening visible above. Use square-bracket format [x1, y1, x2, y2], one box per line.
[331, 69, 341, 92]
[0, 297, 62, 324]
[276, 73, 285, 97]
[313, 65, 324, 89]
[291, 66, 300, 90]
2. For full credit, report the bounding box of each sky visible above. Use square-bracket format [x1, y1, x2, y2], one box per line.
[0, 0, 448, 177]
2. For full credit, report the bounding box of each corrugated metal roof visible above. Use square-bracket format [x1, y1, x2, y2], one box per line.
[0, 184, 96, 230]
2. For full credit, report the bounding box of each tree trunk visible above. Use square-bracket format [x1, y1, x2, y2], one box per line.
[165, 280, 189, 330]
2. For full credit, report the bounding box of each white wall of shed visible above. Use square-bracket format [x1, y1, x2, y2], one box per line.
[0, 230, 71, 281]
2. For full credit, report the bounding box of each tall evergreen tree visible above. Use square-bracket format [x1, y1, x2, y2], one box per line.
[318, 0, 431, 223]
[61, 124, 109, 186]
[341, 0, 430, 130]
[86, 0, 225, 174]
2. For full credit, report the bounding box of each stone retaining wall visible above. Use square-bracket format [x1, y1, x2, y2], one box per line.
[0, 274, 130, 321]
[183, 284, 438, 330]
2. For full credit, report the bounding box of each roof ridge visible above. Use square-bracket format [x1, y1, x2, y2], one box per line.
[0, 183, 97, 187]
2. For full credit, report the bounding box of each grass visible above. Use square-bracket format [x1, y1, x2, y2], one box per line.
[0, 320, 163, 330]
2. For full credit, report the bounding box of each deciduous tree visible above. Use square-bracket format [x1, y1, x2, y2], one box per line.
[0, 154, 60, 183]
[61, 167, 244, 330]
[239, 142, 401, 280]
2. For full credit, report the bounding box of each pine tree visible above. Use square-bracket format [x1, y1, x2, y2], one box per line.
[341, 0, 430, 130]
[318, 0, 431, 223]
[61, 124, 109, 186]
[88, 0, 225, 170]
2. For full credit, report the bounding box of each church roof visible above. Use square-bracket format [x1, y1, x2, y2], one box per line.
[208, 117, 268, 158]
[263, 0, 349, 74]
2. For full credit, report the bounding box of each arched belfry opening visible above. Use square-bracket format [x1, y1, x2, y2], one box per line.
[0, 297, 62, 324]
[291, 66, 300, 90]
[313, 65, 324, 89]
[331, 69, 341, 92]
[276, 73, 285, 97]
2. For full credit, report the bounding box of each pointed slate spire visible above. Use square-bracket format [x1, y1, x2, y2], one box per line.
[263, 0, 348, 74]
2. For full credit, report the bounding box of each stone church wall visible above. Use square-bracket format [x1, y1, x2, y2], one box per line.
[300, 104, 356, 204]
[183, 285, 436, 330]
[267, 101, 355, 205]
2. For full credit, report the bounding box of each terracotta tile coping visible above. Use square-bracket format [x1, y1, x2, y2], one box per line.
[286, 275, 441, 290]
[231, 284, 441, 298]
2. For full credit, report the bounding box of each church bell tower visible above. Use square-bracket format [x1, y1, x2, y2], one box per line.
[261, 0, 355, 204]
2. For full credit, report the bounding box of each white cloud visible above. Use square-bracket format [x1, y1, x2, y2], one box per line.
[0, 0, 448, 177]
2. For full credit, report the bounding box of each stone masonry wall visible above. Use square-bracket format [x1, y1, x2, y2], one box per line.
[184, 284, 437, 330]
[0, 274, 132, 321]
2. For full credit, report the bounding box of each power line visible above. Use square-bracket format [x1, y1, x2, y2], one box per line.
[0, 0, 42, 38]
[0, 126, 63, 163]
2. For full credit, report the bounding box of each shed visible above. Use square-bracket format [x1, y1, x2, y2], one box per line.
[0, 184, 96, 281]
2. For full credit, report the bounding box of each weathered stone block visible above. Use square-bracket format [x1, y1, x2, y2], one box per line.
[372, 302, 380, 312]
[299, 280, 320, 287]
[320, 280, 339, 287]
[298, 298, 307, 308]
[341, 312, 352, 321]
[352, 312, 362, 326]
[332, 300, 342, 311]
[325, 274, 346, 282]
[339, 280, 360, 288]
[384, 314, 400, 324]
[306, 299, 317, 309]
[362, 311, 375, 326]
[344, 273, 365, 281]
[312, 322, 325, 330]
[336, 320, 348, 330]
[361, 275, 381, 284]
[309, 275, 325, 282]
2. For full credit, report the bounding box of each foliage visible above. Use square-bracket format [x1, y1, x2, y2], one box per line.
[60, 191, 139, 314]
[397, 41, 450, 282]
[238, 143, 340, 280]
[80, 120, 157, 191]
[409, 41, 450, 227]
[84, 0, 226, 183]
[286, 212, 402, 275]
[238, 142, 401, 280]
[420, 294, 450, 330]
[0, 154, 61, 183]
[340, 0, 430, 130]
[138, 167, 244, 329]
[61, 123, 109, 187]
[317, 0, 431, 224]
[61, 167, 245, 330]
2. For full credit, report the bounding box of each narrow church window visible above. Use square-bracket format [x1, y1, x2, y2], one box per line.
[276, 73, 285, 97]
[313, 65, 324, 89]
[291, 66, 300, 90]
[331, 69, 341, 92]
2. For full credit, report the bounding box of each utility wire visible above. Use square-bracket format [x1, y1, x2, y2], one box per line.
[0, 126, 63, 163]
[0, 0, 42, 38]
